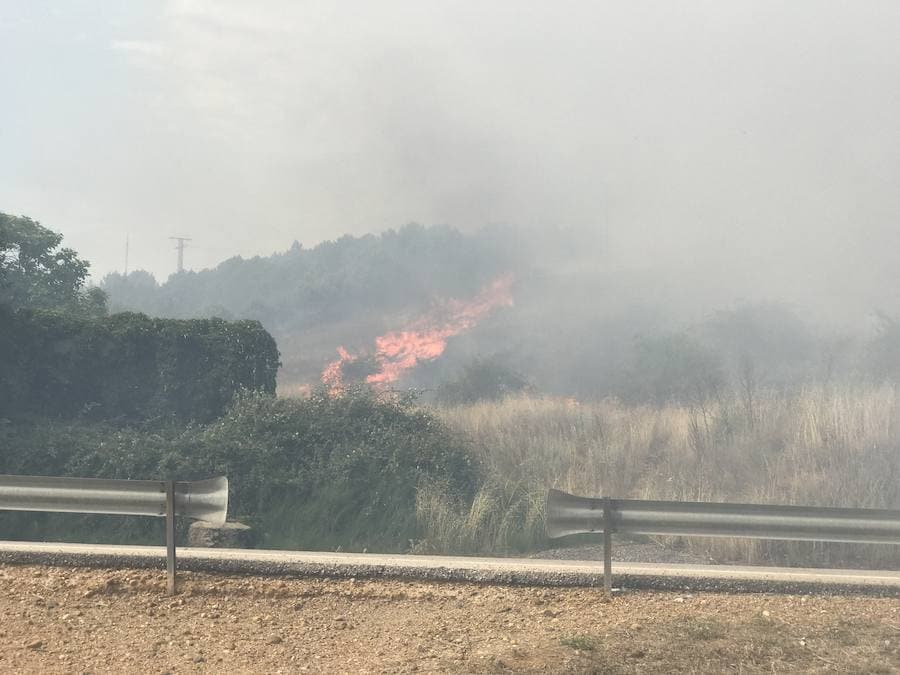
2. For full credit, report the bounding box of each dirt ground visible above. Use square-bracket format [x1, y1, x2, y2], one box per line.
[0, 565, 898, 674]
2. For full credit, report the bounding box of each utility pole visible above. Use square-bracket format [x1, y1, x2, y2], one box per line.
[124, 234, 129, 276]
[169, 236, 192, 274]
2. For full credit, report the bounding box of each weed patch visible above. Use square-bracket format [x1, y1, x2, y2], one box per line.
[561, 634, 598, 651]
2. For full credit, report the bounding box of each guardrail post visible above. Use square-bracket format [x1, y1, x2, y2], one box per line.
[602, 497, 613, 596]
[165, 480, 177, 595]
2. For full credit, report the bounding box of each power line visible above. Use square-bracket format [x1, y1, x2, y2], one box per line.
[168, 236, 192, 273]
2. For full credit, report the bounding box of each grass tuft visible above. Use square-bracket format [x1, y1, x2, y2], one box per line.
[561, 635, 598, 651]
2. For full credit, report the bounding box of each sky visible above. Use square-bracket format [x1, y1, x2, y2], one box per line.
[1, 0, 899, 315]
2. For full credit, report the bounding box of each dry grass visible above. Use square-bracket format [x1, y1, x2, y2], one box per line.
[419, 386, 900, 566]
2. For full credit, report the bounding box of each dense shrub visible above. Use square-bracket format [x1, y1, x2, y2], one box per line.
[436, 357, 532, 404]
[206, 389, 477, 549]
[0, 389, 478, 552]
[619, 333, 725, 405]
[700, 303, 818, 390]
[0, 308, 279, 422]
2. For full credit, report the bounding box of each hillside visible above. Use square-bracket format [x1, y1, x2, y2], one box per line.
[102, 224, 548, 391]
[102, 222, 900, 403]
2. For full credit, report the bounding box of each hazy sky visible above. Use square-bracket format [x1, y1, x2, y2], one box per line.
[2, 1, 899, 312]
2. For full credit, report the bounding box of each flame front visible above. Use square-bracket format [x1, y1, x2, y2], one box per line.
[321, 274, 513, 391]
[321, 346, 354, 392]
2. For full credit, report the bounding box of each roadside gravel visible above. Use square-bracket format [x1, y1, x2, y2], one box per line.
[1, 564, 898, 673]
[533, 541, 713, 564]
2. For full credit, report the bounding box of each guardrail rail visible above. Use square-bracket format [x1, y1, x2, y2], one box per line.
[0, 474, 228, 594]
[546, 488, 900, 594]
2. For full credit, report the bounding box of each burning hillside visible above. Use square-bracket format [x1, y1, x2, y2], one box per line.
[322, 274, 514, 391]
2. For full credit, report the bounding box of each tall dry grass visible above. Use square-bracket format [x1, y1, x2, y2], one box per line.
[418, 386, 900, 566]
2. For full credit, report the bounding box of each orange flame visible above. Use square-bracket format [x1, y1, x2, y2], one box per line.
[321, 346, 354, 393]
[321, 274, 514, 391]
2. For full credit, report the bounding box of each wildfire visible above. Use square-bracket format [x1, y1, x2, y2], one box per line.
[320, 346, 353, 392]
[322, 274, 514, 391]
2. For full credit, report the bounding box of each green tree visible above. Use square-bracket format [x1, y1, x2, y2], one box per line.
[0, 212, 106, 313]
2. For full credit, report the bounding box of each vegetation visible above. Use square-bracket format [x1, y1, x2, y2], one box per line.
[101, 223, 518, 328]
[0, 214, 480, 553]
[8, 212, 900, 569]
[0, 309, 279, 423]
[0, 212, 107, 315]
[419, 389, 900, 567]
[0, 389, 476, 551]
[99, 224, 608, 388]
[619, 333, 725, 405]
[0, 213, 280, 423]
[560, 635, 598, 651]
[99, 221, 900, 408]
[435, 357, 532, 404]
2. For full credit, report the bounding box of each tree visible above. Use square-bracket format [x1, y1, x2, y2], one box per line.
[101, 270, 159, 314]
[701, 303, 815, 390]
[437, 357, 532, 404]
[0, 212, 106, 313]
[620, 333, 724, 405]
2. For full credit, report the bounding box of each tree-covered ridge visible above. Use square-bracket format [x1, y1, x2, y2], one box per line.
[97, 217, 900, 403]
[102, 224, 519, 330]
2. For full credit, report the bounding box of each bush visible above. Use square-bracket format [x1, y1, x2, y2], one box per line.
[0, 389, 478, 552]
[619, 333, 725, 405]
[700, 303, 817, 390]
[436, 357, 532, 404]
[185, 388, 478, 550]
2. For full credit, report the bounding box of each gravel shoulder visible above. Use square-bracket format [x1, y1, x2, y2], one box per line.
[533, 541, 714, 565]
[4, 541, 899, 596]
[1, 564, 898, 674]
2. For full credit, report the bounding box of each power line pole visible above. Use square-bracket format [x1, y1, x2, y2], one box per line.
[169, 236, 192, 273]
[124, 234, 129, 276]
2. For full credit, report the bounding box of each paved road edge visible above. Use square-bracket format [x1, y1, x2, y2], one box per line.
[1, 542, 898, 597]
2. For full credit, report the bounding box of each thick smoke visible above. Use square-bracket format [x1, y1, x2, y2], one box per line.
[2, 1, 899, 323]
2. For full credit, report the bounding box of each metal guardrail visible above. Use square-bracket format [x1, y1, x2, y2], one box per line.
[0, 474, 228, 594]
[546, 488, 900, 594]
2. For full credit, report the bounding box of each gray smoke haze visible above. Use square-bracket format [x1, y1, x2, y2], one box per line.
[2, 1, 899, 321]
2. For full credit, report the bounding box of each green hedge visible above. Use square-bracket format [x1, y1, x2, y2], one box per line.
[0, 308, 279, 422]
